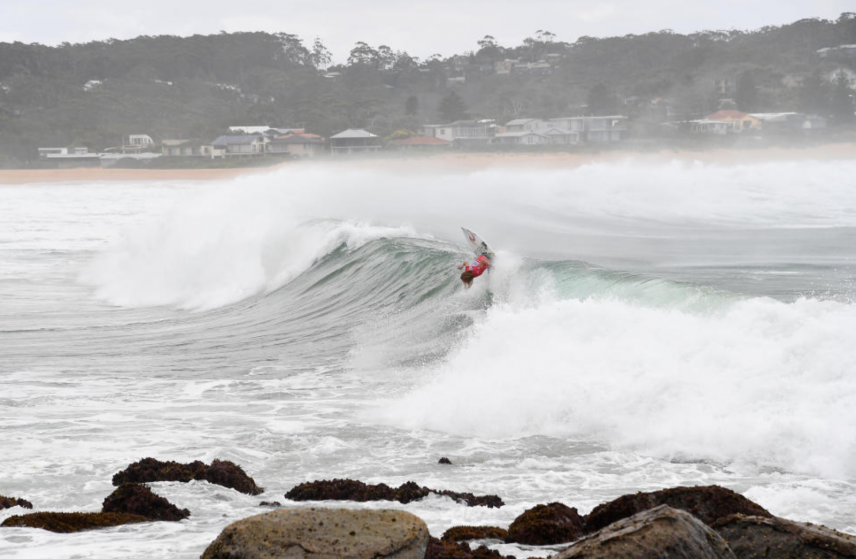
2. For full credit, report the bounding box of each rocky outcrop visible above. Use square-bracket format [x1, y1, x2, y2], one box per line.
[441, 525, 508, 542]
[101, 483, 190, 521]
[585, 485, 771, 534]
[201, 507, 429, 559]
[506, 502, 585, 545]
[556, 505, 737, 559]
[285, 479, 504, 508]
[439, 458, 453, 465]
[713, 513, 856, 559]
[1, 512, 150, 533]
[426, 537, 509, 559]
[112, 457, 263, 495]
[0, 495, 33, 510]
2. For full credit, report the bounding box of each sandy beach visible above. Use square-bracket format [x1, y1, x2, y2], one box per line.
[2, 143, 855, 184]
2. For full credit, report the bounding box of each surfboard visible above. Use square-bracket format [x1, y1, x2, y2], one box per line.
[461, 227, 495, 261]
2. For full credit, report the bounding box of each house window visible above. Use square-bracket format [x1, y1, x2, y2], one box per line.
[743, 120, 751, 129]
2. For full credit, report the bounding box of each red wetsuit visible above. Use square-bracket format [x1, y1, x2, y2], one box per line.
[465, 255, 491, 278]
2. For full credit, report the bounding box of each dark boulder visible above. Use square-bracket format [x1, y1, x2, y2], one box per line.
[555, 505, 737, 559]
[201, 507, 428, 559]
[112, 457, 263, 495]
[1, 512, 150, 533]
[439, 458, 453, 465]
[436, 490, 504, 509]
[0, 495, 33, 510]
[441, 526, 509, 542]
[204, 459, 264, 495]
[505, 502, 585, 545]
[426, 537, 511, 559]
[101, 483, 190, 521]
[259, 501, 282, 507]
[285, 479, 503, 508]
[713, 513, 856, 559]
[585, 485, 771, 534]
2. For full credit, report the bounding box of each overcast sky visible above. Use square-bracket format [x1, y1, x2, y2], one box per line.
[1, 0, 851, 62]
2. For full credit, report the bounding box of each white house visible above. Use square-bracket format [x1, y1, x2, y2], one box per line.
[493, 131, 549, 145]
[128, 134, 154, 146]
[211, 135, 267, 157]
[688, 119, 733, 135]
[329, 129, 382, 155]
[422, 120, 496, 144]
[505, 118, 542, 132]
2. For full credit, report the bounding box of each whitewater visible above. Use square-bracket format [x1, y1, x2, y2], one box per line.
[1, 157, 855, 558]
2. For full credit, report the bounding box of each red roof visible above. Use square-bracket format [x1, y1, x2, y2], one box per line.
[706, 110, 749, 120]
[389, 136, 451, 145]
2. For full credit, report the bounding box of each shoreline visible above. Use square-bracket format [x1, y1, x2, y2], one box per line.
[1, 143, 855, 184]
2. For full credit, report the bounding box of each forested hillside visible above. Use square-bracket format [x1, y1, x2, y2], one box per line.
[1, 13, 855, 164]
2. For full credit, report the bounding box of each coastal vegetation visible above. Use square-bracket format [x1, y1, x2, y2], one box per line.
[0, 14, 854, 165]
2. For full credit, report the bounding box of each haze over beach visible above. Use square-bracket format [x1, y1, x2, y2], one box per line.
[2, 2, 856, 559]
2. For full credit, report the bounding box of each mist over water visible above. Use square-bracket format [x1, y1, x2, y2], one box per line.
[2, 157, 856, 558]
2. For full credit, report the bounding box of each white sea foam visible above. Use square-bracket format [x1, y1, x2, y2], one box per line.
[378, 287, 856, 479]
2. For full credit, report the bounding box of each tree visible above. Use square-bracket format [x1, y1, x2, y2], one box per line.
[405, 95, 419, 115]
[734, 70, 759, 112]
[437, 90, 468, 122]
[797, 69, 829, 114]
[311, 38, 332, 70]
[830, 71, 855, 125]
[586, 83, 618, 115]
[348, 42, 379, 67]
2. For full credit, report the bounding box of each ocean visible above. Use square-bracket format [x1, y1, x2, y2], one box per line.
[1, 157, 855, 558]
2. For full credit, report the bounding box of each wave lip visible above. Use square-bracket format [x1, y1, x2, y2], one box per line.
[80, 216, 417, 311]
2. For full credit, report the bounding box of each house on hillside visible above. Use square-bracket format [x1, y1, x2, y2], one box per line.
[505, 118, 542, 132]
[161, 140, 212, 157]
[37, 146, 101, 167]
[268, 133, 326, 157]
[750, 112, 828, 131]
[121, 134, 155, 153]
[493, 131, 549, 146]
[817, 45, 856, 59]
[583, 116, 628, 142]
[688, 119, 733, 135]
[547, 116, 627, 142]
[541, 128, 578, 144]
[706, 110, 761, 132]
[828, 67, 856, 89]
[329, 129, 382, 155]
[211, 135, 267, 158]
[421, 120, 496, 145]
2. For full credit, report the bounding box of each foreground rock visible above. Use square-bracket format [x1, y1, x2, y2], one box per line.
[112, 457, 263, 495]
[1, 512, 150, 533]
[426, 537, 509, 559]
[0, 495, 33, 510]
[713, 513, 856, 559]
[101, 483, 190, 521]
[441, 525, 508, 542]
[506, 502, 585, 545]
[202, 507, 428, 559]
[585, 485, 771, 534]
[556, 505, 736, 559]
[285, 479, 504, 508]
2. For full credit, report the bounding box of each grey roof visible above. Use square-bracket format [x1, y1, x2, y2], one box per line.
[505, 118, 539, 126]
[330, 129, 377, 139]
[495, 131, 546, 138]
[212, 135, 262, 146]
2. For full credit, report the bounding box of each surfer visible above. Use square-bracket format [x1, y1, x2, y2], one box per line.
[458, 254, 491, 288]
